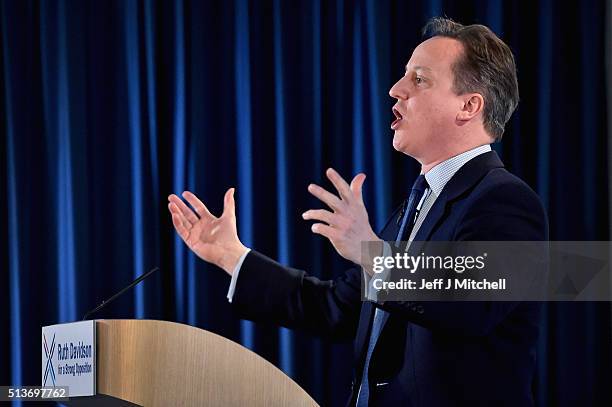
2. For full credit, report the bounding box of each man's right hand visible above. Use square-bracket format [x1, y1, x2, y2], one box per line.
[167, 188, 248, 275]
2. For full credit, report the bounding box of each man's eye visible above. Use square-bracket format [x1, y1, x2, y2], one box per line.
[415, 76, 423, 84]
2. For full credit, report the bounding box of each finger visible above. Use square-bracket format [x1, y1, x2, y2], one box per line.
[168, 194, 200, 224]
[302, 209, 336, 225]
[168, 203, 193, 231]
[311, 223, 338, 240]
[308, 183, 343, 211]
[222, 188, 236, 218]
[182, 191, 215, 220]
[171, 211, 191, 242]
[326, 168, 351, 201]
[349, 173, 366, 202]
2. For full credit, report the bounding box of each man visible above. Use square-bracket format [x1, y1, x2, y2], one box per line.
[168, 17, 548, 406]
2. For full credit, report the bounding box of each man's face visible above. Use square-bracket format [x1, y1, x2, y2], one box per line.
[389, 37, 465, 160]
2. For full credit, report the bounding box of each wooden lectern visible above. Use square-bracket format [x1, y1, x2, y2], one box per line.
[68, 319, 318, 406]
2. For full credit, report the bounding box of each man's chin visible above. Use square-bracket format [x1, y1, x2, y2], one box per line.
[393, 132, 417, 157]
[392, 132, 407, 152]
[392, 132, 402, 150]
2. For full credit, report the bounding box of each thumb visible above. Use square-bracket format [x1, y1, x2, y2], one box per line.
[350, 173, 366, 201]
[222, 187, 236, 218]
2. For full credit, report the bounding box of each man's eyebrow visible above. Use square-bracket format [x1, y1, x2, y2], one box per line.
[405, 65, 433, 73]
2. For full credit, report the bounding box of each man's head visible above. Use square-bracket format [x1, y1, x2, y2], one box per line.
[389, 17, 519, 166]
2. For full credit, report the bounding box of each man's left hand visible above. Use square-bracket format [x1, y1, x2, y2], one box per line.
[302, 168, 381, 266]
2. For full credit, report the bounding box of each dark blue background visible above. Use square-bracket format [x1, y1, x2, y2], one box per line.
[1, 0, 610, 405]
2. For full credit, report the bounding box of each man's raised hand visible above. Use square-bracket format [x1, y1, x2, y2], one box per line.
[168, 188, 248, 275]
[302, 168, 381, 266]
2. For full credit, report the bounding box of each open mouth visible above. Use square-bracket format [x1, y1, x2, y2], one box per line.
[391, 106, 403, 130]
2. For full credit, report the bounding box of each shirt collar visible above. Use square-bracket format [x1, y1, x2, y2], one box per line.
[424, 144, 492, 196]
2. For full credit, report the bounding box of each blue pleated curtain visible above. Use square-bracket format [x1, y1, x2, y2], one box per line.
[1, 1, 610, 406]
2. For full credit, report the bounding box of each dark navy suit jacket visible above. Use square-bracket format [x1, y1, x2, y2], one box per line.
[231, 151, 549, 406]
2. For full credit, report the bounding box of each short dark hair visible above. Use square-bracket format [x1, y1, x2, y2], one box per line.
[423, 17, 519, 141]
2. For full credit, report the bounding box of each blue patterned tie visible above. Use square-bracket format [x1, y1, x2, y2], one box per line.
[356, 174, 428, 406]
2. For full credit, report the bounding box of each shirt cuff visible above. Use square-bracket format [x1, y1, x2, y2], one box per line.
[226, 248, 252, 303]
[368, 242, 393, 301]
[367, 242, 393, 302]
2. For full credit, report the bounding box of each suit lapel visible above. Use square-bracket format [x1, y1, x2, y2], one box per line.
[354, 301, 373, 372]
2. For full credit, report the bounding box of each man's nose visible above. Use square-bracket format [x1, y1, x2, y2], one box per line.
[389, 78, 406, 100]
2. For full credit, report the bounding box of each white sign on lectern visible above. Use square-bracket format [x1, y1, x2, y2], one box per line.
[42, 320, 96, 397]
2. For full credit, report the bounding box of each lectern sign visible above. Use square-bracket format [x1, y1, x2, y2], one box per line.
[42, 320, 96, 397]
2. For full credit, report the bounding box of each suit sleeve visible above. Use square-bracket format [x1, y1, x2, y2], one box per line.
[230, 206, 403, 341]
[230, 251, 363, 341]
[378, 180, 549, 337]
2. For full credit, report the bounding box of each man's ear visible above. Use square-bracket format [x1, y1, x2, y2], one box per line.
[456, 93, 484, 122]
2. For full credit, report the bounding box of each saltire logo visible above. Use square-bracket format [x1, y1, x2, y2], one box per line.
[43, 333, 57, 386]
